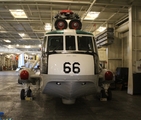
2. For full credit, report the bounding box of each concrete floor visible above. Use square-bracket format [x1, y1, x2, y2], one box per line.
[0, 71, 141, 120]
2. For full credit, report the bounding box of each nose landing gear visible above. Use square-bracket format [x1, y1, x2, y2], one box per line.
[100, 83, 112, 101]
[20, 84, 32, 100]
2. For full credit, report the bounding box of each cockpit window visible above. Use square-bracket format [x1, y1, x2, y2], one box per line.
[65, 36, 76, 50]
[48, 36, 63, 50]
[77, 36, 93, 51]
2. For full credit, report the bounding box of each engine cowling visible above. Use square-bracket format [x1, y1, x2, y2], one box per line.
[20, 70, 29, 80]
[19, 68, 33, 80]
[105, 71, 113, 81]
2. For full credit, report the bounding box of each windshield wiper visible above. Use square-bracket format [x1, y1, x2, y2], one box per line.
[50, 44, 62, 53]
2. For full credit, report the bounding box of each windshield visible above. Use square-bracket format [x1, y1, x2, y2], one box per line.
[65, 36, 76, 50]
[77, 36, 93, 51]
[47, 35, 94, 52]
[48, 36, 63, 51]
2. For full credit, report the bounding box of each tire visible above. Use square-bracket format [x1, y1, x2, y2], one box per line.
[107, 89, 112, 100]
[20, 89, 25, 100]
[18, 79, 22, 84]
[27, 89, 32, 97]
[100, 89, 107, 98]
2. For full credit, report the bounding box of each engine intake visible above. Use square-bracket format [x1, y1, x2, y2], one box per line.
[54, 19, 67, 30]
[69, 19, 82, 30]
[54, 10, 82, 30]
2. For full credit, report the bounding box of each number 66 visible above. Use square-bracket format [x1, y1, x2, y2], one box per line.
[63, 62, 80, 74]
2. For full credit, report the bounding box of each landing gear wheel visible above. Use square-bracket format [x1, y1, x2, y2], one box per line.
[27, 89, 32, 97]
[20, 89, 25, 100]
[100, 89, 107, 98]
[107, 89, 112, 100]
[18, 79, 22, 84]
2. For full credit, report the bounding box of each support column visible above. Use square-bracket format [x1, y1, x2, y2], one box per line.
[128, 7, 133, 95]
[18, 53, 25, 67]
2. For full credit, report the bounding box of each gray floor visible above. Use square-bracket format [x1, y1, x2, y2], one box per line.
[0, 71, 141, 120]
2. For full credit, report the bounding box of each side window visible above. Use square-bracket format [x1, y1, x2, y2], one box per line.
[65, 36, 76, 50]
[48, 36, 63, 50]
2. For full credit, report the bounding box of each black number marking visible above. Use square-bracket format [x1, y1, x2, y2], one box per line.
[73, 62, 80, 73]
[64, 62, 71, 73]
[63, 62, 80, 74]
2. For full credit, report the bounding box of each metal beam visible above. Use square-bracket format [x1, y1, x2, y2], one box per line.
[0, 0, 91, 4]
[81, 0, 97, 21]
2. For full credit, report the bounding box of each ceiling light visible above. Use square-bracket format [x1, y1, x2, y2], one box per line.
[19, 33, 31, 39]
[38, 44, 41, 47]
[45, 23, 51, 31]
[6, 55, 10, 58]
[16, 44, 19, 47]
[84, 11, 100, 20]
[97, 26, 106, 32]
[4, 40, 11, 43]
[25, 45, 31, 48]
[9, 9, 27, 18]
[8, 45, 13, 48]
[19, 33, 25, 37]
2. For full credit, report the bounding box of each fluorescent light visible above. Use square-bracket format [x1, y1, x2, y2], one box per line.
[8, 45, 13, 48]
[97, 27, 106, 32]
[19, 33, 25, 37]
[25, 45, 31, 48]
[9, 9, 27, 18]
[45, 23, 51, 31]
[0, 31, 7, 33]
[19, 33, 31, 39]
[4, 39, 11, 43]
[84, 11, 100, 20]
[6, 55, 10, 58]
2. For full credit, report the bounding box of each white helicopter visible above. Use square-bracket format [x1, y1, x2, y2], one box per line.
[18, 10, 113, 104]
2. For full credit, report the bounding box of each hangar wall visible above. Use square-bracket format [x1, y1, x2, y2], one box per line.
[132, 6, 141, 72]
[122, 31, 129, 68]
[107, 32, 122, 72]
[98, 6, 140, 74]
[98, 31, 126, 73]
[98, 5, 141, 95]
[107, 31, 130, 73]
[98, 22, 130, 73]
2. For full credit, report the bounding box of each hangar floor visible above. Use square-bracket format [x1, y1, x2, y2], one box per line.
[0, 71, 141, 120]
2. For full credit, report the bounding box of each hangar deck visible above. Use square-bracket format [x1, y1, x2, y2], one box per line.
[0, 71, 141, 120]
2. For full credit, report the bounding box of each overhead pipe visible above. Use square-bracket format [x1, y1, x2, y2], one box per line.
[116, 22, 129, 33]
[115, 15, 128, 26]
[0, 0, 90, 4]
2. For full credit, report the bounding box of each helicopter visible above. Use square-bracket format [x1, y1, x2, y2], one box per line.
[18, 10, 113, 104]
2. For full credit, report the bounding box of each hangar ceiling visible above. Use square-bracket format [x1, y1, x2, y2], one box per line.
[0, 0, 140, 54]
